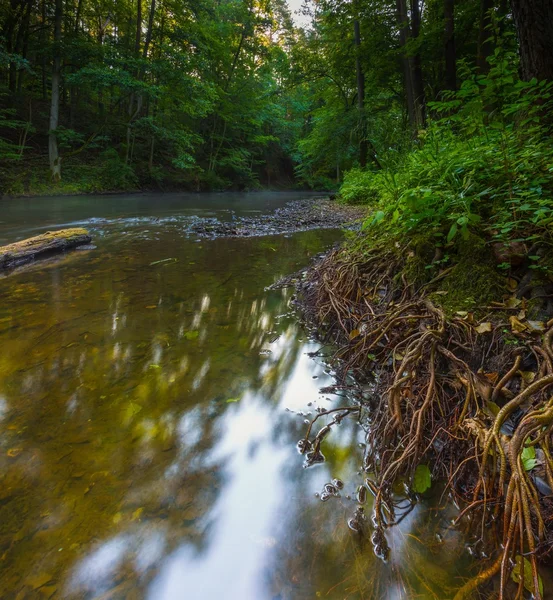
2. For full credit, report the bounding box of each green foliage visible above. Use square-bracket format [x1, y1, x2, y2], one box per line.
[354, 50, 553, 249]
[339, 169, 382, 205]
[412, 464, 432, 493]
[512, 555, 544, 596]
[521, 445, 538, 471]
[98, 149, 138, 190]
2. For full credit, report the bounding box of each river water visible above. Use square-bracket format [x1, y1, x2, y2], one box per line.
[0, 192, 475, 600]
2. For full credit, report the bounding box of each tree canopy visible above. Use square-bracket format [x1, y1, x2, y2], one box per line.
[0, 0, 552, 194]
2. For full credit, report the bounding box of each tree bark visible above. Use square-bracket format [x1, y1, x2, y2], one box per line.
[410, 0, 426, 126]
[510, 0, 553, 81]
[0, 229, 92, 270]
[477, 0, 494, 74]
[444, 0, 456, 91]
[143, 0, 156, 59]
[353, 18, 367, 168]
[396, 0, 416, 128]
[49, 0, 63, 181]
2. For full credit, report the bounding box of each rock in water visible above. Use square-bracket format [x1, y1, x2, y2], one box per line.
[0, 228, 92, 269]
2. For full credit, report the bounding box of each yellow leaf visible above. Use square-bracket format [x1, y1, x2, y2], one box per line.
[475, 322, 492, 334]
[505, 296, 522, 309]
[519, 371, 536, 383]
[349, 329, 360, 340]
[506, 278, 518, 292]
[509, 316, 527, 333]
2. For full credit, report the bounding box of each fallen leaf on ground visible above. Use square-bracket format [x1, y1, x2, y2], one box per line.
[527, 320, 546, 332]
[509, 316, 527, 333]
[475, 322, 492, 334]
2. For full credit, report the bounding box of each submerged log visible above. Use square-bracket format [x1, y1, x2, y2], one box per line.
[0, 228, 92, 270]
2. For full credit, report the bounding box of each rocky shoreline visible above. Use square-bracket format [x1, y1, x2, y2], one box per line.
[189, 199, 366, 238]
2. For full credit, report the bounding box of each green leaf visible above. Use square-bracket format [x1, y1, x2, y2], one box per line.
[511, 555, 543, 596]
[447, 223, 458, 243]
[413, 464, 432, 493]
[183, 330, 199, 341]
[521, 445, 538, 471]
[373, 210, 385, 224]
[226, 397, 241, 403]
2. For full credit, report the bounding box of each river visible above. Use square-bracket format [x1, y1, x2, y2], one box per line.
[0, 192, 475, 599]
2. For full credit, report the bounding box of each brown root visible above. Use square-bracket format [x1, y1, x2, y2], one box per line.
[296, 243, 553, 600]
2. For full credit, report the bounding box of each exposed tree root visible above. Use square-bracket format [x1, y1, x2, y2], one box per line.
[295, 243, 553, 599]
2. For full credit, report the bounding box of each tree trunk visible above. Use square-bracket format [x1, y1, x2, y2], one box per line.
[444, 0, 456, 91]
[396, 0, 416, 128]
[353, 19, 367, 168]
[410, 0, 426, 126]
[135, 0, 142, 57]
[143, 0, 156, 59]
[49, 0, 63, 181]
[477, 0, 494, 74]
[510, 0, 553, 81]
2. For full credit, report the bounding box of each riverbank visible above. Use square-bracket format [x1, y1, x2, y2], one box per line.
[291, 231, 553, 599]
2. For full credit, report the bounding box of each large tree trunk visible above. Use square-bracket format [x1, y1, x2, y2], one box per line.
[444, 0, 456, 91]
[49, 0, 63, 181]
[353, 18, 367, 168]
[510, 0, 553, 81]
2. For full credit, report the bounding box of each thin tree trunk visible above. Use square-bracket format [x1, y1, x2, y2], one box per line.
[49, 0, 63, 181]
[41, 0, 46, 99]
[410, 0, 426, 126]
[477, 0, 494, 74]
[396, 0, 416, 129]
[143, 0, 156, 59]
[510, 0, 553, 81]
[353, 18, 367, 168]
[135, 0, 142, 57]
[444, 0, 456, 91]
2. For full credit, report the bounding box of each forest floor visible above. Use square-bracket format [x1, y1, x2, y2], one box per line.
[285, 230, 553, 599]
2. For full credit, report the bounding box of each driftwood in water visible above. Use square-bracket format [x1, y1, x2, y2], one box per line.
[0, 228, 92, 269]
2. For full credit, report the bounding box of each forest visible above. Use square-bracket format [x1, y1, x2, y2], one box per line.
[3, 1, 553, 599]
[1, 0, 550, 196]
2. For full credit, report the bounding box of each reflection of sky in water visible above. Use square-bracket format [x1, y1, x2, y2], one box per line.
[0, 196, 478, 600]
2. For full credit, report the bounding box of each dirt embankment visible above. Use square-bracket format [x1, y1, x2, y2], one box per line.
[291, 236, 553, 600]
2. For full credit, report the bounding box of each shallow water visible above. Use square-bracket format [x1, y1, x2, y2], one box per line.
[1, 192, 477, 600]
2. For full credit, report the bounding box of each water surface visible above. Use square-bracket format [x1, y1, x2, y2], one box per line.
[0, 193, 475, 599]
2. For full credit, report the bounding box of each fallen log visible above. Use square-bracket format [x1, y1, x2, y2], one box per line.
[0, 228, 92, 270]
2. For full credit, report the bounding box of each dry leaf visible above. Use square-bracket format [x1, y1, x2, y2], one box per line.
[517, 310, 526, 320]
[519, 371, 536, 384]
[505, 296, 522, 309]
[506, 278, 518, 292]
[456, 311, 468, 318]
[484, 372, 499, 384]
[509, 316, 527, 333]
[475, 322, 492, 334]
[527, 320, 546, 333]
[349, 329, 360, 340]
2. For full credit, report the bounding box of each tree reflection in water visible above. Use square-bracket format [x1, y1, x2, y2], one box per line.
[0, 222, 475, 600]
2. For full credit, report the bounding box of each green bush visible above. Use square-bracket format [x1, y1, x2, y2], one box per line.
[339, 169, 383, 205]
[99, 148, 138, 190]
[355, 49, 553, 249]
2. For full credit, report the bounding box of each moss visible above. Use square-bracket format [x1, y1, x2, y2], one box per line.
[428, 234, 504, 316]
[349, 229, 505, 316]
